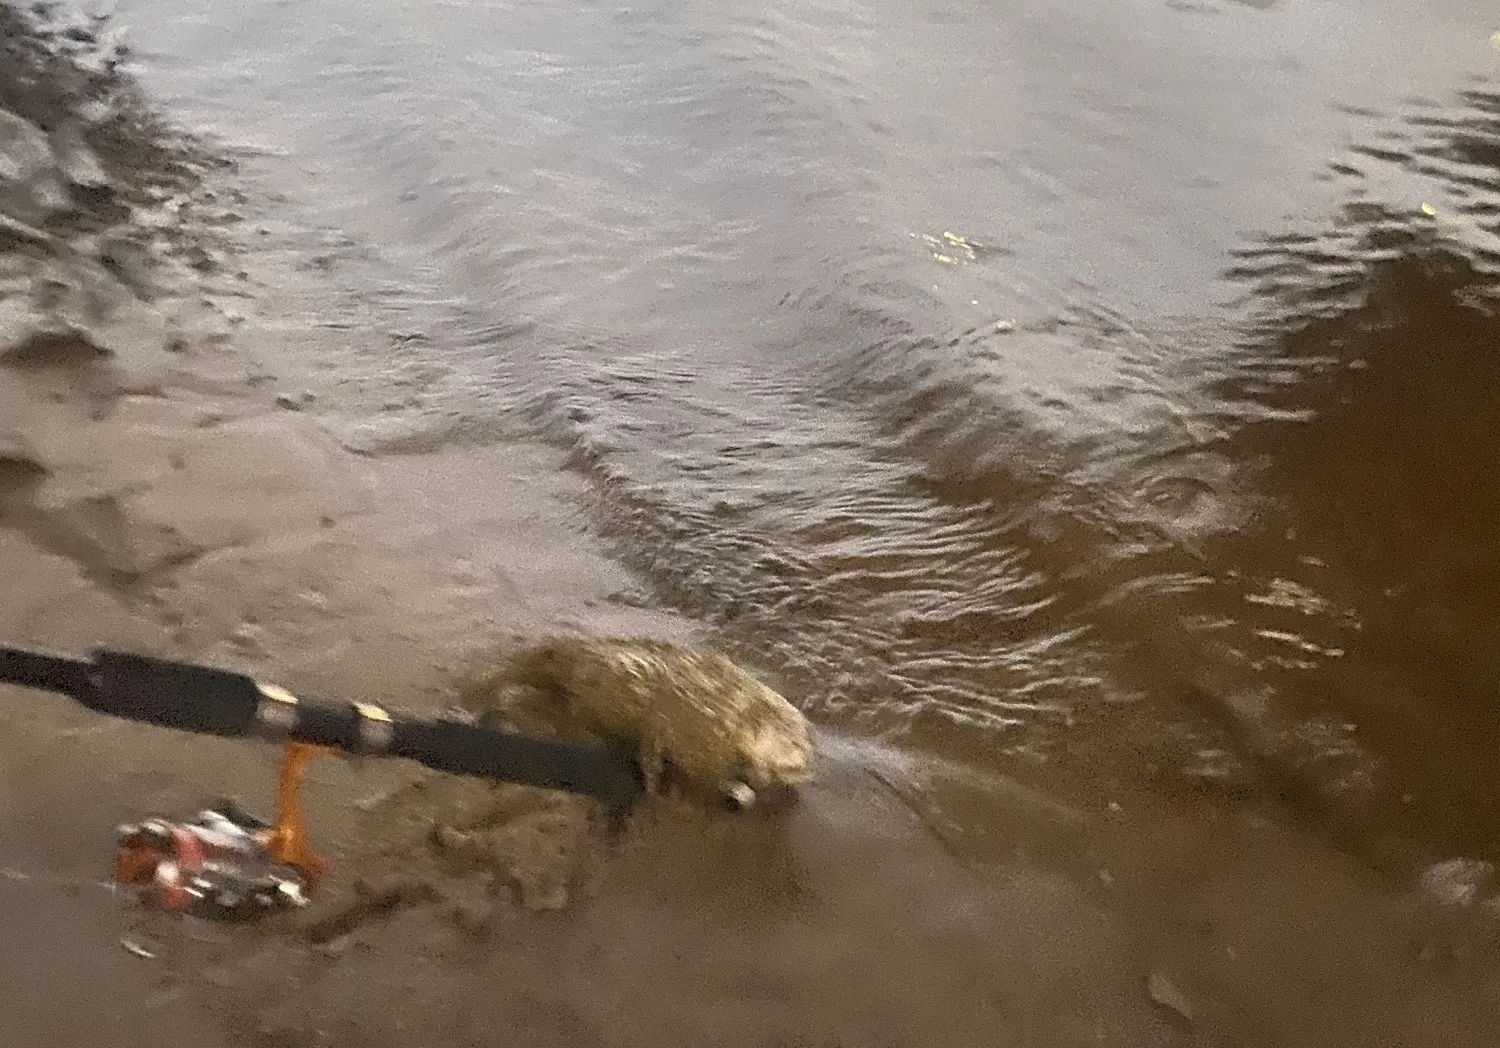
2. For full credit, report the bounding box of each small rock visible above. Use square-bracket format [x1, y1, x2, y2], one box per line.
[274, 393, 304, 411]
[48, 126, 110, 190]
[1419, 858, 1497, 909]
[1146, 970, 1194, 1022]
[0, 430, 49, 491]
[0, 321, 107, 369]
[0, 109, 71, 225]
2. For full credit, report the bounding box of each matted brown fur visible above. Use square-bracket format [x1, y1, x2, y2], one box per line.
[475, 634, 815, 798]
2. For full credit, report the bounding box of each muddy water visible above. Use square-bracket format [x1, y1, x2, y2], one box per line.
[107, 0, 1498, 879]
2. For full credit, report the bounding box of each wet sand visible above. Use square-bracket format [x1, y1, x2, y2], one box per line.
[3, 7, 1500, 1047]
[3, 209, 1498, 1047]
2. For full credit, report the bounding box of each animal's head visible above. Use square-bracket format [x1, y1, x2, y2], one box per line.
[736, 712, 815, 789]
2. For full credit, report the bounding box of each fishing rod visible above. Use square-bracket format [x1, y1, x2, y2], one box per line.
[2, 643, 644, 909]
[0, 643, 644, 808]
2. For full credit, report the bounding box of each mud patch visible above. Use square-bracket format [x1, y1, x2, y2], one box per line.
[0, 429, 48, 496]
[25, 491, 204, 586]
[0, 325, 108, 367]
[0, 1, 227, 226]
[338, 774, 606, 918]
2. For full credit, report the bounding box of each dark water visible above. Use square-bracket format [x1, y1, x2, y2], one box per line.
[109, 0, 1498, 877]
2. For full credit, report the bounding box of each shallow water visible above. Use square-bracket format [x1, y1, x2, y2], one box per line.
[108, 0, 1499, 878]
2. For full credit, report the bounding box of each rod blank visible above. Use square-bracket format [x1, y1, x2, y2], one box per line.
[0, 645, 643, 809]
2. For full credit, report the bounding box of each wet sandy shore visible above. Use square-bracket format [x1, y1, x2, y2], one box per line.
[3, 7, 1499, 1047]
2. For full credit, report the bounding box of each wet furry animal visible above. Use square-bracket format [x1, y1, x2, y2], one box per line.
[494, 634, 814, 802]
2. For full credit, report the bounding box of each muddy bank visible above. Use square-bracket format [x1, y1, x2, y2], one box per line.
[2, 6, 1499, 1047]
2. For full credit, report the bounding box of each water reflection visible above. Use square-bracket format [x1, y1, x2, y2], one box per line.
[573, 82, 1500, 889]
[1199, 85, 1500, 875]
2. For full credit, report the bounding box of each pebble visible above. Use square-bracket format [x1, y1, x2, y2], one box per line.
[119, 937, 156, 960]
[1146, 970, 1194, 1022]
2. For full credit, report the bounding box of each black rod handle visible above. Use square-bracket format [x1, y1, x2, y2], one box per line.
[0, 645, 642, 808]
[0, 646, 93, 699]
[92, 649, 263, 737]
